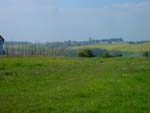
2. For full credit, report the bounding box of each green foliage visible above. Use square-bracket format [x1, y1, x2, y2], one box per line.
[3, 50, 5, 54]
[0, 57, 150, 113]
[143, 51, 150, 57]
[102, 50, 123, 58]
[102, 52, 113, 58]
[110, 50, 123, 57]
[90, 48, 107, 57]
[78, 49, 95, 57]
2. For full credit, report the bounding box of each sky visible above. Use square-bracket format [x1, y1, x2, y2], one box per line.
[0, 0, 150, 42]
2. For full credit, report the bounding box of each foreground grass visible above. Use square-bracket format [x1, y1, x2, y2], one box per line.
[0, 57, 150, 113]
[72, 42, 150, 52]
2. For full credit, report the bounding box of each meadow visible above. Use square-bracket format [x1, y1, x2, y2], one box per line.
[0, 57, 150, 113]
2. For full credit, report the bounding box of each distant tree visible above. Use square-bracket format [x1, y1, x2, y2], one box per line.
[78, 49, 95, 57]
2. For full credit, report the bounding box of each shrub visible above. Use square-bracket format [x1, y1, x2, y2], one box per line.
[110, 50, 123, 57]
[90, 48, 107, 57]
[3, 50, 6, 55]
[102, 50, 123, 58]
[102, 52, 113, 58]
[143, 51, 150, 57]
[78, 49, 95, 57]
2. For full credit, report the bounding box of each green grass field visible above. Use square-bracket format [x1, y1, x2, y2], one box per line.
[72, 42, 150, 52]
[0, 57, 150, 113]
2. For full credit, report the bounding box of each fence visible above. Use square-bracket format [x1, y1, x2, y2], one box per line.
[4, 43, 67, 56]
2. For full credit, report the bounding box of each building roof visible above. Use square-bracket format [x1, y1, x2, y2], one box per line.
[0, 35, 4, 42]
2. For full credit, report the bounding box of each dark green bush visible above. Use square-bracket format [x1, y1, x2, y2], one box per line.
[143, 51, 150, 57]
[102, 52, 113, 58]
[110, 50, 123, 57]
[78, 49, 95, 57]
[3, 50, 5, 55]
[102, 50, 123, 58]
[90, 48, 107, 57]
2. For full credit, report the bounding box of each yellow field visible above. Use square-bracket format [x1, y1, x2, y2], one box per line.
[72, 42, 150, 52]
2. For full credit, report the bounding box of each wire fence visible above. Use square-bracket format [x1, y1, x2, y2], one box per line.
[4, 42, 68, 56]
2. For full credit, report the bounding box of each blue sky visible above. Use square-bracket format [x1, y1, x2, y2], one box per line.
[0, 0, 150, 42]
[58, 0, 143, 8]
